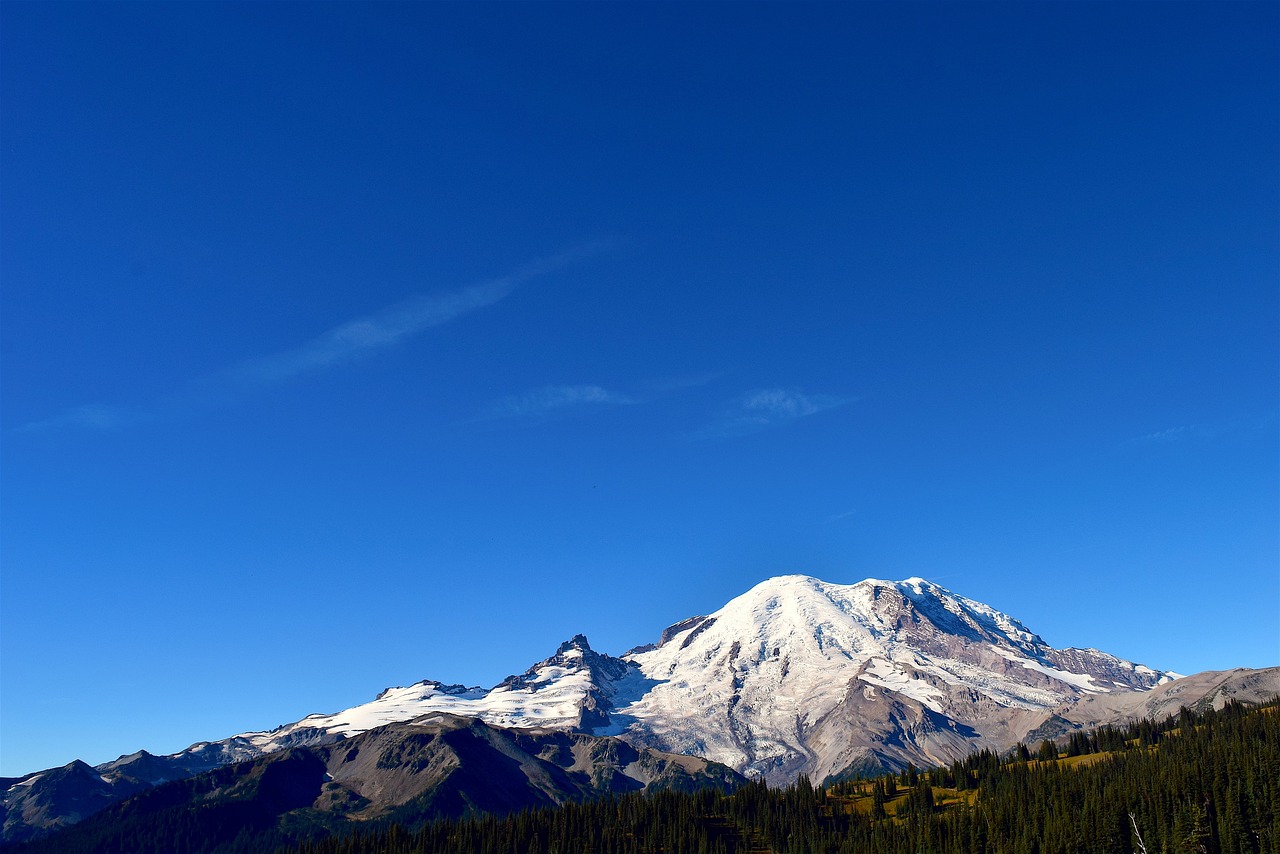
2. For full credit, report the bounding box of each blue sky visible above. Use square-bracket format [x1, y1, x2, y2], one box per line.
[1, 2, 1276, 777]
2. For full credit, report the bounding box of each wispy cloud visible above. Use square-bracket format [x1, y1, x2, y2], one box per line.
[1120, 413, 1278, 449]
[477, 370, 721, 425]
[1133, 424, 1211, 444]
[693, 387, 848, 439]
[226, 280, 517, 388]
[19, 246, 607, 434]
[483, 385, 634, 420]
[21, 404, 145, 433]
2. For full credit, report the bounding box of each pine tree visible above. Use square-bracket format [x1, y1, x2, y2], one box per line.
[872, 780, 888, 820]
[1179, 801, 1216, 854]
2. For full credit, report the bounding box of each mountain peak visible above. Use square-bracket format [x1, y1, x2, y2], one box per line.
[742, 573, 943, 599]
[557, 634, 593, 654]
[744, 573, 823, 593]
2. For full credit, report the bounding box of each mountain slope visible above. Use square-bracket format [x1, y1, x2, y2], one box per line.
[9, 715, 744, 853]
[168, 634, 643, 769]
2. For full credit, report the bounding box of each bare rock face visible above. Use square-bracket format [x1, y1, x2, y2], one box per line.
[315, 713, 742, 818]
[807, 680, 983, 781]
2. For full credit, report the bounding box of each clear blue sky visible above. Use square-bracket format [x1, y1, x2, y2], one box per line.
[2, 2, 1276, 777]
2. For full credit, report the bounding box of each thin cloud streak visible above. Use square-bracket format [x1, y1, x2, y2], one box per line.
[483, 385, 635, 420]
[19, 404, 145, 433]
[222, 244, 611, 390]
[475, 370, 718, 424]
[228, 280, 516, 388]
[19, 245, 609, 434]
[1135, 424, 1210, 444]
[1119, 412, 1278, 449]
[692, 387, 848, 439]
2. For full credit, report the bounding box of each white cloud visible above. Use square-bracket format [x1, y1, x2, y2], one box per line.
[1137, 424, 1205, 443]
[1121, 413, 1277, 448]
[484, 385, 634, 419]
[225, 277, 517, 388]
[694, 387, 847, 439]
[740, 388, 830, 419]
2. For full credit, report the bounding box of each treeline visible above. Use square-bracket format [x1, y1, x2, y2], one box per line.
[287, 699, 1280, 854]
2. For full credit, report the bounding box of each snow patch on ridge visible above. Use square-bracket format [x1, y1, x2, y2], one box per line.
[992, 647, 1107, 693]
[858, 658, 945, 711]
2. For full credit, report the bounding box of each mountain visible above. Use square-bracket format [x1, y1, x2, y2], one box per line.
[611, 575, 1180, 780]
[0, 748, 224, 843]
[6, 574, 1277, 843]
[8, 714, 743, 853]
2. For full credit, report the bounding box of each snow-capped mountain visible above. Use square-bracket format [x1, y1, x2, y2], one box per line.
[612, 575, 1178, 779]
[170, 634, 642, 770]
[7, 575, 1277, 841]
[125, 575, 1188, 780]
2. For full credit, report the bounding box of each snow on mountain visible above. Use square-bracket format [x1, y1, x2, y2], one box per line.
[609, 575, 1176, 779]
[170, 575, 1176, 781]
[176, 634, 631, 767]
